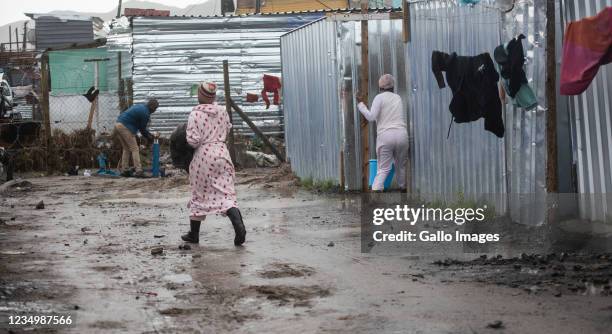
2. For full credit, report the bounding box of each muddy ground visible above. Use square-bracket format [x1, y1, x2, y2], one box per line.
[1, 167, 612, 333]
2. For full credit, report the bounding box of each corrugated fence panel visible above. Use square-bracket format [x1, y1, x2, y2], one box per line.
[502, 0, 548, 225]
[132, 14, 321, 137]
[34, 17, 94, 51]
[407, 2, 507, 197]
[281, 19, 341, 183]
[562, 0, 612, 222]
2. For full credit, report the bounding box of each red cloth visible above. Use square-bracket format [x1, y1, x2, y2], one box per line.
[261, 74, 281, 109]
[246, 93, 259, 103]
[560, 7, 612, 95]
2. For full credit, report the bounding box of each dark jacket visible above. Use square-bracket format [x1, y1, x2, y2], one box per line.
[117, 104, 152, 138]
[494, 34, 528, 98]
[432, 51, 504, 138]
[170, 123, 194, 171]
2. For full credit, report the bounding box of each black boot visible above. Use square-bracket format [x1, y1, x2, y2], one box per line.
[227, 207, 246, 246]
[181, 220, 200, 243]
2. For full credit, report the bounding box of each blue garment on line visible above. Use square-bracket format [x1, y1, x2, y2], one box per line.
[117, 104, 152, 138]
[460, 0, 481, 4]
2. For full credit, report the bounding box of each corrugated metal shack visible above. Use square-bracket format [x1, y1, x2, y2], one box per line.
[281, 1, 551, 223]
[25, 14, 103, 51]
[116, 12, 324, 137]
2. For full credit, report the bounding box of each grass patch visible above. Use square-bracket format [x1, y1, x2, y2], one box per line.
[298, 177, 338, 193]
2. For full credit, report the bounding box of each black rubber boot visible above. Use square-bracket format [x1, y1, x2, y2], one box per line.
[181, 220, 201, 243]
[227, 208, 246, 246]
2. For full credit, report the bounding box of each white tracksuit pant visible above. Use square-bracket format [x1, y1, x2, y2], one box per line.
[372, 128, 409, 191]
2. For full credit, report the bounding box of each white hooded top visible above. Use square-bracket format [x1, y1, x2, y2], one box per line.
[357, 92, 407, 134]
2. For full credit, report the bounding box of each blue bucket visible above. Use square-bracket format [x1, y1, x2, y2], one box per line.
[368, 159, 395, 190]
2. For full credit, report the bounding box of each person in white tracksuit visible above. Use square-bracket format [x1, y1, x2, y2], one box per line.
[357, 74, 409, 192]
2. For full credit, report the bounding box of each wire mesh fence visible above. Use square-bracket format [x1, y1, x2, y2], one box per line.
[1, 50, 134, 180]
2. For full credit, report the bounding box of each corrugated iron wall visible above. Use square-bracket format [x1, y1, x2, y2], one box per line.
[281, 19, 342, 183]
[280, 2, 549, 218]
[561, 0, 612, 221]
[501, 0, 548, 224]
[34, 17, 94, 51]
[407, 2, 507, 196]
[131, 14, 321, 137]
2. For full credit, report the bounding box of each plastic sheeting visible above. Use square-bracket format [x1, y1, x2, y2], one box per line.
[130, 14, 322, 137]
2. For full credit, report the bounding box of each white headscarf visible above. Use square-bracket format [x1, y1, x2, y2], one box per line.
[378, 74, 395, 90]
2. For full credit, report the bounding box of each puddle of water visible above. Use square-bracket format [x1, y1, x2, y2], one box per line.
[162, 274, 193, 284]
[0, 251, 27, 255]
[102, 197, 190, 205]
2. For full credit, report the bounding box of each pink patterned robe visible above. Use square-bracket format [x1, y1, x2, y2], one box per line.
[186, 103, 238, 218]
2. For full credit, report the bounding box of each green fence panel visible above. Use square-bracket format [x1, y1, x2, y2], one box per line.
[49, 48, 109, 95]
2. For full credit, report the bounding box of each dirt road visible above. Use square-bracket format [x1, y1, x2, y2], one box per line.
[1, 171, 611, 333]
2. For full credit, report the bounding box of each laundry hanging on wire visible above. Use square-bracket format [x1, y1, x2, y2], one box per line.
[560, 6, 612, 96]
[241, 74, 282, 109]
[431, 33, 538, 138]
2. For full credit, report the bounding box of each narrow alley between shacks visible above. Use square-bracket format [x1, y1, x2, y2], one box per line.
[2, 169, 612, 333]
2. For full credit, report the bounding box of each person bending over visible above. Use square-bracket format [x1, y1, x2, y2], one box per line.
[114, 99, 159, 177]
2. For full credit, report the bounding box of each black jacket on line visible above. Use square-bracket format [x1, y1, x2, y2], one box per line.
[494, 34, 528, 98]
[431, 51, 505, 138]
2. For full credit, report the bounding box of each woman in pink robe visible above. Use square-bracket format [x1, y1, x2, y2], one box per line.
[181, 82, 246, 246]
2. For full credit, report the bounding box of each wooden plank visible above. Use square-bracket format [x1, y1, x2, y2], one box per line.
[360, 1, 370, 192]
[40, 52, 52, 172]
[228, 98, 285, 163]
[326, 12, 403, 21]
[223, 60, 237, 164]
[340, 150, 345, 191]
[402, 0, 411, 43]
[86, 97, 97, 130]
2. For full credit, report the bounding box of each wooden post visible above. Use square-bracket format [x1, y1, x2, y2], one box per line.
[223, 60, 237, 164]
[22, 22, 27, 51]
[116, 0, 123, 18]
[546, 0, 557, 194]
[84, 58, 110, 130]
[40, 52, 52, 172]
[228, 98, 285, 163]
[402, 0, 410, 43]
[14, 27, 19, 52]
[360, 1, 370, 192]
[340, 150, 345, 192]
[86, 99, 97, 130]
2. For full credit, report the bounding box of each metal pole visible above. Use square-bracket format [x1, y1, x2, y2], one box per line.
[360, 0, 370, 192]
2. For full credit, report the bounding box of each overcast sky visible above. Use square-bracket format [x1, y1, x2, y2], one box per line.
[1, 0, 208, 24]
